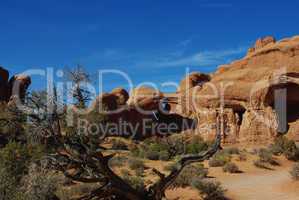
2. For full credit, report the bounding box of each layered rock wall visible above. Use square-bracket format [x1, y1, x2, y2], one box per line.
[175, 35, 299, 145]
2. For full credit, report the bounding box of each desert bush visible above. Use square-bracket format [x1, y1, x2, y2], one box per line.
[253, 160, 270, 169]
[135, 136, 210, 161]
[222, 147, 240, 155]
[269, 136, 299, 161]
[269, 136, 290, 155]
[0, 167, 23, 200]
[171, 164, 208, 188]
[128, 158, 145, 170]
[158, 151, 170, 161]
[283, 141, 299, 161]
[56, 183, 99, 200]
[135, 167, 145, 177]
[21, 164, 60, 200]
[164, 163, 178, 172]
[186, 136, 209, 154]
[251, 148, 259, 155]
[126, 176, 146, 193]
[192, 179, 226, 200]
[0, 142, 30, 181]
[209, 151, 231, 167]
[145, 149, 160, 160]
[258, 148, 278, 165]
[130, 145, 145, 158]
[109, 156, 127, 168]
[290, 163, 299, 181]
[120, 169, 131, 177]
[111, 139, 128, 150]
[237, 153, 247, 161]
[0, 142, 46, 200]
[222, 162, 240, 173]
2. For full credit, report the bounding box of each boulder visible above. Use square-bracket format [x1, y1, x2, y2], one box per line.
[178, 72, 210, 92]
[0, 66, 9, 83]
[128, 86, 164, 111]
[111, 87, 129, 105]
[8, 74, 31, 102]
[92, 88, 129, 112]
[254, 36, 276, 50]
[0, 67, 9, 101]
[0, 67, 31, 103]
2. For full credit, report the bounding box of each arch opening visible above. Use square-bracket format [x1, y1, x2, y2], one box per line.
[265, 82, 299, 134]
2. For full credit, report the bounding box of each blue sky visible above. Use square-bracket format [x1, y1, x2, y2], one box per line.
[1, 0, 299, 93]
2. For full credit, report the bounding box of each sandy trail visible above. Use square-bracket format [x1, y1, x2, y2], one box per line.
[164, 155, 299, 200]
[219, 169, 299, 200]
[209, 157, 299, 200]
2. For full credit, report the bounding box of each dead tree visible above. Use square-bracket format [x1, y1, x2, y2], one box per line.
[45, 106, 222, 200]
[14, 70, 222, 200]
[65, 65, 92, 109]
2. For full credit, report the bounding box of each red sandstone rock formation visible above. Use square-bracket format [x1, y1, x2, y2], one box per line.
[176, 35, 299, 144]
[178, 72, 210, 92]
[0, 66, 31, 104]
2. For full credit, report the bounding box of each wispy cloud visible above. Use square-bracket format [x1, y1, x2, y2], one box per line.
[80, 45, 247, 70]
[143, 47, 246, 68]
[179, 39, 193, 47]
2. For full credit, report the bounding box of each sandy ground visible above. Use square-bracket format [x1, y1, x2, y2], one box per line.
[208, 155, 299, 200]
[165, 155, 299, 200]
[113, 147, 299, 200]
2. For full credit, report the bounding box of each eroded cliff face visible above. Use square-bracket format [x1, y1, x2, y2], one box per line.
[0, 67, 31, 104]
[175, 35, 299, 145]
[89, 36, 299, 144]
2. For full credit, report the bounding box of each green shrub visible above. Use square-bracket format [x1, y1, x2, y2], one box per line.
[22, 164, 60, 200]
[0, 142, 30, 182]
[222, 162, 240, 173]
[136, 136, 210, 161]
[258, 148, 278, 165]
[111, 139, 128, 150]
[0, 142, 44, 200]
[128, 158, 145, 170]
[109, 156, 127, 167]
[283, 141, 299, 161]
[120, 169, 131, 177]
[171, 164, 208, 188]
[209, 152, 231, 167]
[222, 147, 240, 155]
[237, 153, 247, 161]
[56, 183, 99, 200]
[159, 151, 170, 161]
[135, 167, 145, 177]
[269, 136, 289, 155]
[192, 179, 226, 200]
[130, 146, 145, 158]
[269, 136, 299, 161]
[186, 136, 209, 154]
[253, 160, 270, 169]
[0, 167, 23, 200]
[290, 163, 299, 181]
[145, 150, 160, 160]
[164, 163, 178, 172]
[122, 175, 145, 193]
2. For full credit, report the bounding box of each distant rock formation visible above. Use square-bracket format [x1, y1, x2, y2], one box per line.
[0, 66, 31, 104]
[90, 86, 195, 139]
[175, 35, 299, 145]
[179, 72, 210, 92]
[128, 86, 164, 111]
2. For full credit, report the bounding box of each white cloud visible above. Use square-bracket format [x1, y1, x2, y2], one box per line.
[153, 47, 246, 67]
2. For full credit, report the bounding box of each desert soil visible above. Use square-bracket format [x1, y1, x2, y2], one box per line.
[166, 155, 299, 200]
